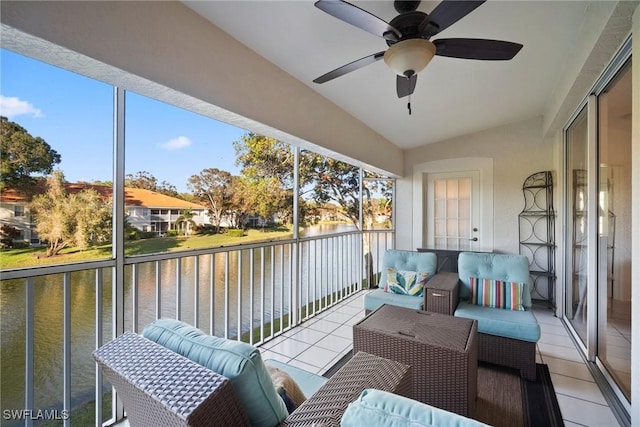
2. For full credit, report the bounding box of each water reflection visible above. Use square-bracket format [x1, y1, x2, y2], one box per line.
[0, 224, 390, 421]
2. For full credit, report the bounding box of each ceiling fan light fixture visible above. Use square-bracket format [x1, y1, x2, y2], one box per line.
[384, 39, 436, 77]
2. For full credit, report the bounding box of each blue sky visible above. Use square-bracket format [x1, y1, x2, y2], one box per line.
[1, 49, 247, 192]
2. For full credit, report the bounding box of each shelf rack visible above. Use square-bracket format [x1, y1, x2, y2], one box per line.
[518, 171, 556, 308]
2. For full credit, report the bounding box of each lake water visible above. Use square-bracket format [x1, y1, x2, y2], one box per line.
[0, 224, 389, 421]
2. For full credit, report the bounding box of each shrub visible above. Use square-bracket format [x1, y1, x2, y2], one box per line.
[166, 230, 180, 237]
[227, 229, 245, 237]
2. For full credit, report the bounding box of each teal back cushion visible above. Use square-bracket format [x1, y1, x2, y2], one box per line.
[143, 318, 288, 427]
[458, 252, 532, 308]
[378, 250, 437, 289]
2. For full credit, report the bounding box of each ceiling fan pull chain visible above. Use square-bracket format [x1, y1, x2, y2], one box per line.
[407, 95, 412, 115]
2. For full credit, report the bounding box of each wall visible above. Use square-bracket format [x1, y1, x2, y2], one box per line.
[395, 116, 553, 254]
[0, 202, 33, 242]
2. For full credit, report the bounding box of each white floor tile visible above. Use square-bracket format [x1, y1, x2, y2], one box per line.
[539, 322, 572, 337]
[288, 327, 328, 345]
[538, 330, 579, 349]
[306, 319, 341, 334]
[294, 345, 339, 368]
[267, 338, 311, 358]
[321, 311, 358, 324]
[332, 324, 353, 340]
[551, 373, 608, 405]
[545, 355, 595, 382]
[260, 349, 291, 363]
[556, 394, 619, 427]
[287, 358, 324, 375]
[315, 334, 352, 353]
[538, 341, 585, 364]
[334, 304, 364, 316]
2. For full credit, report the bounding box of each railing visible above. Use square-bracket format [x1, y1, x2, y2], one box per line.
[0, 229, 393, 426]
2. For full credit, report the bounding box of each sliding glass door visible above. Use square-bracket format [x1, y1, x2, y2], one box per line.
[565, 106, 590, 345]
[596, 61, 632, 401]
[563, 44, 632, 409]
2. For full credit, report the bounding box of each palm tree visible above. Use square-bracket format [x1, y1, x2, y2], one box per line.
[174, 208, 196, 237]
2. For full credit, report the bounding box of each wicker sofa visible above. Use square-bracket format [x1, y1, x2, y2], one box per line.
[434, 252, 541, 381]
[93, 320, 413, 427]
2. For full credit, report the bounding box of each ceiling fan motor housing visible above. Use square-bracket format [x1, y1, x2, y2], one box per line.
[387, 11, 434, 45]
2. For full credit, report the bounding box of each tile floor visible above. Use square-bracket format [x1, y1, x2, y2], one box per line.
[258, 291, 622, 427]
[116, 290, 622, 427]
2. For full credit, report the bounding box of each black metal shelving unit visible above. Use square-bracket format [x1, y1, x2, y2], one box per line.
[519, 171, 556, 307]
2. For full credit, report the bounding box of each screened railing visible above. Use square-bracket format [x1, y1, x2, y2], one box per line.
[0, 229, 393, 426]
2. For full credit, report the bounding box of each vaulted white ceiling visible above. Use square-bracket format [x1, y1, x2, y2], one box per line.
[185, 1, 592, 149]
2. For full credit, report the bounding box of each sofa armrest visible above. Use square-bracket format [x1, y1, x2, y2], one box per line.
[93, 331, 250, 427]
[281, 351, 412, 427]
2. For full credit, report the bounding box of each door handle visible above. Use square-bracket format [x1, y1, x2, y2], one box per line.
[468, 237, 478, 242]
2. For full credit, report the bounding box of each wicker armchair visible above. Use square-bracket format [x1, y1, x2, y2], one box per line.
[428, 252, 541, 381]
[94, 332, 412, 427]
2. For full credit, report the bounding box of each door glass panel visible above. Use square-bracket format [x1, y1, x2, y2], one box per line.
[565, 106, 589, 345]
[597, 61, 631, 401]
[433, 177, 472, 250]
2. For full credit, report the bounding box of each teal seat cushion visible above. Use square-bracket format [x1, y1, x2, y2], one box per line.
[364, 289, 423, 312]
[264, 358, 328, 398]
[341, 389, 489, 427]
[143, 318, 288, 427]
[454, 301, 540, 342]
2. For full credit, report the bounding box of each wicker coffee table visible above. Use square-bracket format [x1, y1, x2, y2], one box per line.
[281, 351, 412, 426]
[353, 304, 478, 417]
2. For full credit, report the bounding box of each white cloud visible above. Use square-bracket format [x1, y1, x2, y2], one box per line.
[0, 95, 43, 119]
[160, 136, 192, 151]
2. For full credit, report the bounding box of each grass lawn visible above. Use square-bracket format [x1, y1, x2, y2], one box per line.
[0, 228, 294, 269]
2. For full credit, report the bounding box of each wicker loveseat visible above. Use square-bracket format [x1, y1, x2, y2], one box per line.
[445, 252, 541, 381]
[93, 320, 413, 427]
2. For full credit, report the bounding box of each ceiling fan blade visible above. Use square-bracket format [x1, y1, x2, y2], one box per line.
[434, 38, 523, 60]
[396, 74, 417, 98]
[315, 0, 401, 41]
[313, 51, 386, 84]
[421, 0, 486, 37]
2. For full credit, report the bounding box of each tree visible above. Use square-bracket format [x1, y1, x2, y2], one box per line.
[304, 154, 361, 228]
[234, 134, 309, 226]
[0, 225, 21, 248]
[0, 116, 61, 193]
[30, 171, 112, 256]
[227, 176, 251, 229]
[125, 171, 178, 197]
[174, 208, 196, 236]
[233, 134, 296, 188]
[233, 133, 363, 227]
[187, 168, 233, 232]
[233, 176, 286, 229]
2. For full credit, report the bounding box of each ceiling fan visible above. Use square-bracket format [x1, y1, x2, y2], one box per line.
[313, 0, 523, 104]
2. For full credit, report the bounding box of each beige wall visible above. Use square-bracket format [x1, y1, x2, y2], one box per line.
[396, 116, 553, 254]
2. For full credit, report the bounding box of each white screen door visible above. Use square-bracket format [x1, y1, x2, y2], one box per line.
[426, 171, 480, 250]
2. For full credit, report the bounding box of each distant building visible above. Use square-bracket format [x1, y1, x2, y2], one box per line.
[0, 183, 209, 243]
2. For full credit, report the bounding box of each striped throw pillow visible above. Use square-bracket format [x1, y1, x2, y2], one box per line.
[469, 277, 525, 311]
